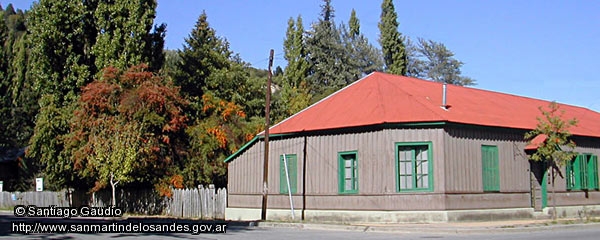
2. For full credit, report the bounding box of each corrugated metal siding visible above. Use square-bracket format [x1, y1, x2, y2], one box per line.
[227, 125, 600, 210]
[227, 194, 261, 208]
[227, 194, 305, 209]
[445, 193, 531, 210]
[228, 137, 305, 195]
[228, 127, 446, 209]
[304, 128, 445, 197]
[305, 194, 445, 211]
[443, 127, 531, 193]
[227, 139, 264, 195]
[228, 194, 446, 211]
[269, 137, 306, 196]
[554, 191, 600, 206]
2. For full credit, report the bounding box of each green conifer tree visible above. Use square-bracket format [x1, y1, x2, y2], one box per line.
[342, 9, 383, 77]
[27, 0, 91, 190]
[92, 0, 164, 72]
[306, 0, 354, 100]
[275, 15, 312, 120]
[175, 12, 231, 108]
[378, 0, 407, 75]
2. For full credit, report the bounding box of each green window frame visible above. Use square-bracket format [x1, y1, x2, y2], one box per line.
[567, 154, 599, 191]
[338, 151, 358, 194]
[481, 145, 500, 192]
[279, 154, 297, 194]
[395, 142, 433, 192]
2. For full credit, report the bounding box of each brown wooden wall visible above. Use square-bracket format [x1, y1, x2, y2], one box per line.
[303, 128, 446, 195]
[229, 127, 447, 210]
[227, 125, 600, 211]
[443, 126, 531, 193]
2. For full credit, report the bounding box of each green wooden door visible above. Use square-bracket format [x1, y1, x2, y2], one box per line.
[481, 146, 500, 192]
[541, 168, 547, 208]
[280, 154, 297, 194]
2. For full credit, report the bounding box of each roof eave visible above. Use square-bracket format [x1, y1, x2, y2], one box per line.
[223, 121, 448, 163]
[223, 133, 296, 163]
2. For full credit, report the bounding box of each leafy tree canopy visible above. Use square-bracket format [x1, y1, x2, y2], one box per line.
[67, 64, 188, 198]
[525, 101, 578, 168]
[407, 38, 475, 86]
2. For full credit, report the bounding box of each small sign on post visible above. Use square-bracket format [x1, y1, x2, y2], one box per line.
[0, 181, 3, 192]
[36, 177, 43, 191]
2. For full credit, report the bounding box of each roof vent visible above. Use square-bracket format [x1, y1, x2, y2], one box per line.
[441, 83, 450, 110]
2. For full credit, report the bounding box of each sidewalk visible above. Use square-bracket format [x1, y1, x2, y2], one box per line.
[255, 218, 600, 234]
[4, 209, 599, 234]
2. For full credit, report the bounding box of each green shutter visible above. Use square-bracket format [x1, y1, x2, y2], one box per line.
[588, 155, 598, 190]
[290, 155, 297, 193]
[280, 154, 297, 194]
[482, 145, 500, 192]
[566, 159, 574, 190]
[573, 155, 582, 190]
[581, 155, 589, 190]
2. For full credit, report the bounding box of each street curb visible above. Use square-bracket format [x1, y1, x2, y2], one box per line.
[255, 221, 600, 234]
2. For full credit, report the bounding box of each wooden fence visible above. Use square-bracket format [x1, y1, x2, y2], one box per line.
[0, 185, 226, 219]
[0, 191, 70, 209]
[166, 185, 227, 219]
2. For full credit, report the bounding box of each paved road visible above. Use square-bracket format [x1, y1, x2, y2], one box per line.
[2, 211, 600, 240]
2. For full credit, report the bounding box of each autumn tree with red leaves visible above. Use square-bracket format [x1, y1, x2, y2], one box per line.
[183, 92, 263, 188]
[66, 64, 188, 205]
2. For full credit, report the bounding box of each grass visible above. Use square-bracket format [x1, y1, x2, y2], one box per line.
[0, 206, 14, 211]
[588, 218, 600, 223]
[541, 217, 600, 226]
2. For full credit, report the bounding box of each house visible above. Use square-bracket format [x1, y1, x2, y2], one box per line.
[224, 72, 600, 223]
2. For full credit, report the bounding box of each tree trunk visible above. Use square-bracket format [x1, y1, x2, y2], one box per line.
[552, 167, 557, 220]
[109, 173, 119, 207]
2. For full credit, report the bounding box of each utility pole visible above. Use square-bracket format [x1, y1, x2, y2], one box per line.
[261, 49, 274, 221]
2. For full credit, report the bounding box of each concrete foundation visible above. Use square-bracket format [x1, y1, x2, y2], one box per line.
[226, 207, 541, 223]
[543, 205, 600, 219]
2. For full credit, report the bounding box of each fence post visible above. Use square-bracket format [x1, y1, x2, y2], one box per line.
[209, 184, 215, 219]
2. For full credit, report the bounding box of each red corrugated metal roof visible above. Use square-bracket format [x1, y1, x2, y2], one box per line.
[525, 134, 548, 150]
[267, 72, 600, 138]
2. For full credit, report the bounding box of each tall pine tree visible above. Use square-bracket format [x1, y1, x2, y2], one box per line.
[174, 11, 263, 187]
[27, 0, 92, 190]
[5, 8, 34, 149]
[342, 9, 383, 77]
[174, 11, 231, 112]
[378, 0, 407, 75]
[0, 8, 11, 148]
[0, 5, 42, 191]
[275, 15, 311, 120]
[306, 0, 354, 100]
[93, 0, 165, 72]
[283, 16, 309, 89]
